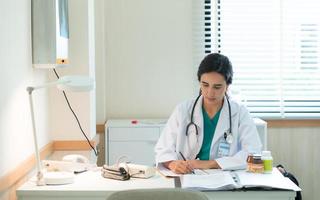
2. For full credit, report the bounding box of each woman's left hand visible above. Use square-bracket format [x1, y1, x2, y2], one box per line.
[187, 159, 221, 169]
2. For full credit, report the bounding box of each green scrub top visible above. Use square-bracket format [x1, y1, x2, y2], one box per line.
[197, 106, 221, 160]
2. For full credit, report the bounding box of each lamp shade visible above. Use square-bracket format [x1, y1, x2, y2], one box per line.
[57, 75, 94, 92]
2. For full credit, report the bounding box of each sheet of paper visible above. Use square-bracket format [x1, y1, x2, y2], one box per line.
[157, 166, 220, 177]
[195, 169, 226, 175]
[236, 168, 301, 191]
[157, 165, 181, 177]
[180, 171, 240, 190]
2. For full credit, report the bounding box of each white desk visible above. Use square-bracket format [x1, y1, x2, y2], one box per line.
[17, 169, 296, 200]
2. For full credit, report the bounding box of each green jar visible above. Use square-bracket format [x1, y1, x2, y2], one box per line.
[262, 151, 273, 173]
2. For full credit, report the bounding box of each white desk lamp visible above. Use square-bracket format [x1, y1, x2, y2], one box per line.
[27, 75, 94, 186]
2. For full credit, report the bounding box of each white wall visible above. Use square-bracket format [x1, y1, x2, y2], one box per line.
[0, 0, 95, 192]
[95, 0, 107, 124]
[0, 0, 50, 178]
[97, 0, 199, 120]
[49, 0, 96, 140]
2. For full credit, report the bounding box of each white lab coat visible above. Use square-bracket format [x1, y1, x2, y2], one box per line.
[155, 95, 262, 170]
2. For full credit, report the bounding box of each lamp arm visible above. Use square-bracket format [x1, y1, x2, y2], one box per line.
[27, 79, 70, 92]
[26, 77, 74, 184]
[25, 76, 90, 186]
[27, 88, 45, 185]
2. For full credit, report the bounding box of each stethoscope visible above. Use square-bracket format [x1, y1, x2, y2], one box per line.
[185, 93, 233, 144]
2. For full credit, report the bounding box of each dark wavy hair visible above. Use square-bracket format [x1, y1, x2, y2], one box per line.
[197, 53, 233, 85]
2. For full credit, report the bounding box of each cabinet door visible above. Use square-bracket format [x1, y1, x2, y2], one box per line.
[107, 127, 160, 165]
[108, 140, 158, 166]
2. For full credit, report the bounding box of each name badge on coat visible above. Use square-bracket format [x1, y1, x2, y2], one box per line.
[217, 141, 230, 157]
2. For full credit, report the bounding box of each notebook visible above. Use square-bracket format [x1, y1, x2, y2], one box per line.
[180, 168, 301, 191]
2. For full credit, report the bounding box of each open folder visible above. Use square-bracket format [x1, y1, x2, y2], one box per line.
[180, 168, 301, 191]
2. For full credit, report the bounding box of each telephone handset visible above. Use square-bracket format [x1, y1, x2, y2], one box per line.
[43, 154, 92, 174]
[62, 154, 89, 164]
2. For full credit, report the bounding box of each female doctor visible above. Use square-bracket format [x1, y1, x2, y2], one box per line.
[155, 53, 262, 174]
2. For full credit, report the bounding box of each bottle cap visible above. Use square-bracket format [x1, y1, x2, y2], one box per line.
[262, 151, 271, 157]
[253, 153, 261, 158]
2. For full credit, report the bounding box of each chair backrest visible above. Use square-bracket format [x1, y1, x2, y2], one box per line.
[106, 188, 208, 200]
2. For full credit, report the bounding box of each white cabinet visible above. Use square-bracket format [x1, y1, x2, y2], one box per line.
[105, 119, 166, 166]
[105, 118, 267, 166]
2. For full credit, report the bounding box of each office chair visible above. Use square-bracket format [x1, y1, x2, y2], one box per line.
[107, 188, 208, 200]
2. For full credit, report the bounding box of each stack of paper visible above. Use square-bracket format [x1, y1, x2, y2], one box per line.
[158, 167, 301, 191]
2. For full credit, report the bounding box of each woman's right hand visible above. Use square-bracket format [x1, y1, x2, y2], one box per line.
[163, 160, 194, 174]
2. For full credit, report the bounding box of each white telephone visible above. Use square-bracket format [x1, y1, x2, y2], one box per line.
[62, 154, 89, 164]
[43, 154, 92, 174]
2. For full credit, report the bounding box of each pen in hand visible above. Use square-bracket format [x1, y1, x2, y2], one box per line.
[179, 152, 195, 174]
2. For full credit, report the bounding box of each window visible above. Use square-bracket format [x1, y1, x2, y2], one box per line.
[204, 0, 320, 119]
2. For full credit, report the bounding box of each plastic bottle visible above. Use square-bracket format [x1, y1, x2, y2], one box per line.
[262, 150, 273, 173]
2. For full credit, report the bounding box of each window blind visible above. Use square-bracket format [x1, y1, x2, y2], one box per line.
[204, 0, 320, 119]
